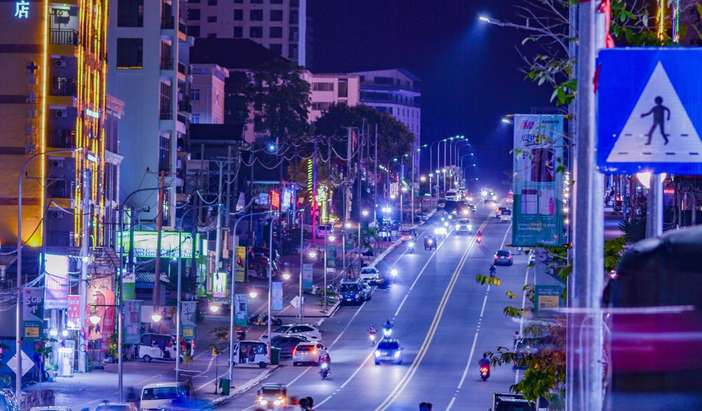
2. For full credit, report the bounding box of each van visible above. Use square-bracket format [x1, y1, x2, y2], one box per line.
[140, 382, 190, 410]
[232, 340, 270, 368]
[138, 333, 176, 362]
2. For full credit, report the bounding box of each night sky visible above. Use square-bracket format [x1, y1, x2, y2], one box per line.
[312, 0, 552, 191]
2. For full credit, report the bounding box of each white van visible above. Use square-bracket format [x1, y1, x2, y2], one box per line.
[140, 382, 190, 410]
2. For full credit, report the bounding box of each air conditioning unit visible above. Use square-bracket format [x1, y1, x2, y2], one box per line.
[54, 58, 67, 68]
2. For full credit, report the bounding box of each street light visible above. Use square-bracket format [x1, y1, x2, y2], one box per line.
[478, 15, 492, 23]
[281, 271, 292, 281]
[248, 290, 259, 299]
[151, 312, 163, 323]
[361, 209, 370, 218]
[307, 249, 318, 260]
[209, 303, 221, 314]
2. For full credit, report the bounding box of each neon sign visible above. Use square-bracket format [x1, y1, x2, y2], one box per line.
[14, 0, 30, 19]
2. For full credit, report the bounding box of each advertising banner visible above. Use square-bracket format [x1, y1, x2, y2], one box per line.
[212, 271, 227, 299]
[235, 294, 248, 327]
[302, 263, 314, 291]
[44, 254, 69, 309]
[67, 294, 80, 329]
[87, 276, 115, 346]
[181, 301, 197, 341]
[123, 300, 142, 344]
[512, 114, 567, 246]
[534, 285, 564, 312]
[23, 287, 44, 340]
[118, 231, 200, 259]
[235, 246, 247, 283]
[326, 247, 336, 269]
[272, 281, 283, 311]
[122, 272, 136, 301]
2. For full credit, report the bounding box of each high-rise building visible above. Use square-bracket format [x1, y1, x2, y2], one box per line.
[353, 69, 422, 143]
[108, 0, 192, 227]
[303, 72, 360, 122]
[185, 0, 312, 67]
[0, 1, 113, 257]
[191, 64, 229, 124]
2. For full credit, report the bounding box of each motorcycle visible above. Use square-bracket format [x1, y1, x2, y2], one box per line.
[390, 268, 399, 283]
[382, 322, 394, 337]
[476, 235, 482, 245]
[408, 240, 416, 253]
[479, 362, 490, 381]
[320, 361, 330, 379]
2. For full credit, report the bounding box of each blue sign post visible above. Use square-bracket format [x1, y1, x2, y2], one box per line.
[598, 48, 702, 174]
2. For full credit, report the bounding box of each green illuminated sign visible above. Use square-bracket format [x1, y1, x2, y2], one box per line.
[118, 231, 201, 259]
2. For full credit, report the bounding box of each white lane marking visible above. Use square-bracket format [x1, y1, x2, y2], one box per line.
[393, 293, 410, 319]
[446, 223, 512, 410]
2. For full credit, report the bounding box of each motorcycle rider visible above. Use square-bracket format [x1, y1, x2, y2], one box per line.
[476, 230, 483, 243]
[383, 319, 394, 337]
[479, 354, 491, 379]
[368, 325, 378, 343]
[489, 264, 497, 277]
[319, 351, 331, 378]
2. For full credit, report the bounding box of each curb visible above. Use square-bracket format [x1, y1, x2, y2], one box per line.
[314, 300, 341, 327]
[212, 365, 281, 406]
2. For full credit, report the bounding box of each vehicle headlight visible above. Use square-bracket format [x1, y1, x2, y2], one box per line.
[468, 224, 473, 230]
[259, 398, 268, 406]
[409, 241, 415, 247]
[274, 399, 283, 406]
[375, 350, 381, 357]
[455, 224, 460, 230]
[393, 351, 401, 359]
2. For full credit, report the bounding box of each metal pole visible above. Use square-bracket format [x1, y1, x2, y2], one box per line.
[175, 231, 182, 381]
[374, 125, 378, 223]
[399, 161, 404, 227]
[267, 218, 273, 356]
[298, 209, 304, 321]
[342, 230, 346, 270]
[569, 2, 605, 410]
[411, 151, 415, 225]
[215, 162, 224, 271]
[323, 236, 327, 310]
[15, 160, 26, 400]
[117, 208, 124, 401]
[647, 175, 664, 237]
[78, 169, 90, 373]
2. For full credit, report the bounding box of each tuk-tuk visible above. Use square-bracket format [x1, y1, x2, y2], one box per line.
[233, 340, 270, 368]
[138, 333, 177, 362]
[424, 235, 436, 251]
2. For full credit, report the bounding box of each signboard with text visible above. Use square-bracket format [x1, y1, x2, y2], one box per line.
[534, 285, 564, 312]
[512, 114, 567, 246]
[118, 231, 200, 259]
[23, 287, 43, 340]
[272, 281, 283, 311]
[235, 294, 248, 327]
[302, 263, 314, 291]
[123, 300, 142, 344]
[44, 254, 69, 309]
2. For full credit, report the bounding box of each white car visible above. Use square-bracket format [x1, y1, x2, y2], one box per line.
[260, 323, 322, 343]
[292, 342, 327, 366]
[359, 266, 381, 284]
[434, 226, 448, 237]
[140, 382, 190, 411]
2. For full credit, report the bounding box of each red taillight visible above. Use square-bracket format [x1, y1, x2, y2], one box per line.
[292, 348, 297, 357]
[480, 366, 489, 373]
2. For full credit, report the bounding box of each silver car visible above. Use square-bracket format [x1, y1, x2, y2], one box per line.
[292, 342, 327, 366]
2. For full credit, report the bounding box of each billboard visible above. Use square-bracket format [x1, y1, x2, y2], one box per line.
[118, 231, 201, 259]
[44, 254, 69, 309]
[23, 287, 43, 340]
[512, 114, 567, 246]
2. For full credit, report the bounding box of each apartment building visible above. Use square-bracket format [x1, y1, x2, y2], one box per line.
[108, 0, 192, 227]
[0, 0, 116, 256]
[185, 0, 312, 67]
[191, 64, 229, 124]
[303, 72, 360, 122]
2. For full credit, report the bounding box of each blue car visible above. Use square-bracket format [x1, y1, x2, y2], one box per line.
[339, 280, 371, 305]
[374, 338, 402, 365]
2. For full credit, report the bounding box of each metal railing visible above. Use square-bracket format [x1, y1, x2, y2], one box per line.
[50, 29, 78, 46]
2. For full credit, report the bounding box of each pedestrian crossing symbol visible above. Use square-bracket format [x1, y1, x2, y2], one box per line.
[598, 49, 702, 174]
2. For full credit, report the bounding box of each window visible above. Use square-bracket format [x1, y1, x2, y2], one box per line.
[289, 27, 299, 42]
[207, 33, 217, 38]
[313, 82, 334, 92]
[234, 0, 242, 3]
[207, 0, 217, 4]
[207, 15, 217, 22]
[188, 25, 200, 37]
[270, 9, 283, 21]
[191, 114, 200, 124]
[312, 102, 332, 111]
[116, 38, 143, 68]
[271, 0, 283, 3]
[233, 26, 243, 38]
[289, 10, 298, 23]
[338, 79, 348, 98]
[117, 0, 144, 27]
[288, 43, 298, 60]
[250, 9, 263, 21]
[191, 88, 200, 101]
[233, 9, 243, 20]
[188, 0, 200, 2]
[187, 9, 200, 20]
[251, 0, 263, 3]
[270, 26, 282, 38]
[269, 43, 282, 55]
[249, 26, 263, 38]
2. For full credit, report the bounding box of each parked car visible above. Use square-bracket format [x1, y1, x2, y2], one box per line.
[270, 335, 309, 359]
[256, 383, 288, 409]
[292, 342, 327, 366]
[339, 279, 372, 305]
[260, 323, 322, 342]
[359, 266, 381, 284]
[494, 249, 514, 266]
[232, 340, 270, 368]
[138, 333, 177, 362]
[140, 382, 190, 411]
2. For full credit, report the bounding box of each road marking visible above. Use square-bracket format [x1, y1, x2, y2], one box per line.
[446, 224, 512, 410]
[373, 224, 488, 411]
[393, 293, 410, 318]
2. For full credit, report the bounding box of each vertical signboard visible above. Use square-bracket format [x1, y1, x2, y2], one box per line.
[302, 263, 314, 291]
[272, 281, 283, 311]
[122, 272, 136, 300]
[23, 287, 43, 340]
[123, 300, 142, 344]
[235, 246, 247, 283]
[212, 271, 227, 298]
[180, 301, 197, 341]
[44, 254, 69, 309]
[235, 294, 248, 327]
[67, 295, 81, 329]
[512, 114, 567, 246]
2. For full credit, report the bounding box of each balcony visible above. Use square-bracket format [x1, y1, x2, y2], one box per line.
[48, 129, 75, 149]
[50, 29, 78, 46]
[178, 98, 191, 114]
[178, 62, 188, 75]
[50, 77, 77, 97]
[161, 55, 173, 70]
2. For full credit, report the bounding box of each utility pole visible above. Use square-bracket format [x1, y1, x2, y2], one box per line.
[78, 168, 91, 373]
[411, 150, 415, 225]
[374, 125, 379, 223]
[298, 209, 304, 321]
[153, 172, 165, 323]
[399, 161, 405, 227]
[568, 2, 605, 410]
[215, 161, 224, 271]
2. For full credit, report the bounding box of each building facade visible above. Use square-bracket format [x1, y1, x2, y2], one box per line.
[185, 0, 312, 67]
[0, 0, 112, 256]
[353, 69, 422, 143]
[303, 72, 360, 122]
[191, 64, 229, 124]
[108, 0, 192, 227]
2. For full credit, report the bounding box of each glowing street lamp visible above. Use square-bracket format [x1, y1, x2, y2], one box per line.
[307, 249, 318, 260]
[151, 312, 162, 323]
[248, 290, 259, 299]
[361, 209, 370, 218]
[281, 271, 292, 281]
[89, 314, 101, 326]
[209, 303, 221, 314]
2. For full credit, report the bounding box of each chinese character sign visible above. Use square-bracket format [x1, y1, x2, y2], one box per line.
[14, 0, 30, 19]
[512, 114, 567, 246]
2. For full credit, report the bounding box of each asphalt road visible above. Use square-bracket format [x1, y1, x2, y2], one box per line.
[223, 206, 528, 411]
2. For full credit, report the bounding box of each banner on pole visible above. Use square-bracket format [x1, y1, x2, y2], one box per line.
[67, 295, 80, 330]
[272, 281, 283, 311]
[235, 294, 248, 327]
[44, 254, 69, 309]
[212, 271, 227, 299]
[512, 114, 567, 246]
[302, 264, 314, 291]
[23, 287, 44, 340]
[123, 300, 142, 344]
[235, 246, 246, 282]
[181, 301, 197, 341]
